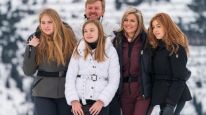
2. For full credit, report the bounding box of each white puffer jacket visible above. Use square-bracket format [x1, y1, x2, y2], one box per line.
[65, 38, 120, 107]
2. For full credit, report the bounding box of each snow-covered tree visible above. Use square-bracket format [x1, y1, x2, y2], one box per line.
[0, 0, 36, 114]
[186, 0, 206, 45]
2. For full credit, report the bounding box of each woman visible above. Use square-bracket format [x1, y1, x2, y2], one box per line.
[65, 20, 120, 115]
[113, 7, 152, 115]
[23, 8, 77, 115]
[148, 13, 192, 115]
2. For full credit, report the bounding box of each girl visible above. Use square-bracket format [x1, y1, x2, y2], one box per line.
[65, 20, 120, 115]
[148, 13, 192, 115]
[23, 8, 77, 115]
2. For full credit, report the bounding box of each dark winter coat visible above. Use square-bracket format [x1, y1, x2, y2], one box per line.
[151, 41, 192, 106]
[113, 31, 153, 99]
[23, 45, 69, 98]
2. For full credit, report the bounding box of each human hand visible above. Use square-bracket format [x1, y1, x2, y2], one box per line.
[162, 104, 175, 115]
[89, 100, 104, 115]
[71, 100, 84, 115]
[28, 36, 39, 47]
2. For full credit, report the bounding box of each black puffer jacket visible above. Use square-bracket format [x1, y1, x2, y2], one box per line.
[113, 30, 153, 99]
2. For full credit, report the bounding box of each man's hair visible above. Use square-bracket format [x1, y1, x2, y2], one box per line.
[85, 0, 105, 13]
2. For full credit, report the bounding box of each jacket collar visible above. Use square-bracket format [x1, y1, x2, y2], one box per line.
[114, 30, 147, 48]
[77, 38, 112, 56]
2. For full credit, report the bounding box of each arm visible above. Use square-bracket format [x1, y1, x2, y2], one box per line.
[166, 46, 188, 106]
[23, 36, 39, 76]
[97, 47, 120, 107]
[65, 55, 80, 105]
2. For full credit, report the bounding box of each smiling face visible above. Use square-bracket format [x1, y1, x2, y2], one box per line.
[85, 0, 104, 20]
[152, 20, 165, 40]
[40, 14, 54, 35]
[83, 23, 99, 43]
[123, 14, 138, 38]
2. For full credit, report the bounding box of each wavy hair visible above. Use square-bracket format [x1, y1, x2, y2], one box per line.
[148, 13, 189, 55]
[120, 7, 146, 41]
[36, 8, 77, 65]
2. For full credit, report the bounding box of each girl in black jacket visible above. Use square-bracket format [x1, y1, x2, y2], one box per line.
[147, 13, 192, 115]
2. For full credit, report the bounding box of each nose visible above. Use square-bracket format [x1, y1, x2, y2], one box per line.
[90, 8, 96, 13]
[45, 23, 50, 28]
[85, 31, 91, 36]
[124, 21, 129, 26]
[153, 27, 157, 32]
[127, 21, 132, 25]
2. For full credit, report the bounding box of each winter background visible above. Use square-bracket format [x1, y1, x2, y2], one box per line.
[0, 0, 205, 115]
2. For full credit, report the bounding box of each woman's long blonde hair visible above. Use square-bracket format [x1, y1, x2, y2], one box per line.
[73, 20, 106, 62]
[148, 13, 189, 55]
[36, 8, 77, 65]
[120, 7, 146, 41]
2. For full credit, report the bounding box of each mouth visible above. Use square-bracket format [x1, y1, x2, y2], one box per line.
[125, 27, 133, 29]
[86, 37, 93, 39]
[44, 29, 51, 31]
[155, 33, 160, 36]
[89, 13, 97, 17]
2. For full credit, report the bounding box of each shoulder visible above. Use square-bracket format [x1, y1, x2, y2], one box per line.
[105, 38, 117, 56]
[176, 45, 187, 59]
[63, 22, 72, 29]
[169, 45, 187, 62]
[101, 20, 120, 30]
[76, 39, 86, 56]
[113, 31, 124, 41]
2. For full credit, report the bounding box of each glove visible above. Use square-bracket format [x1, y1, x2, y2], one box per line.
[162, 104, 175, 115]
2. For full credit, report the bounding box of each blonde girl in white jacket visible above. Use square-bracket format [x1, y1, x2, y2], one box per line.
[65, 20, 120, 115]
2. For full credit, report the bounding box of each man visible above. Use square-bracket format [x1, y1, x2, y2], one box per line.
[73, 0, 120, 41]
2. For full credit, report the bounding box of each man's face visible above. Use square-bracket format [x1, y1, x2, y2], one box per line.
[85, 1, 104, 20]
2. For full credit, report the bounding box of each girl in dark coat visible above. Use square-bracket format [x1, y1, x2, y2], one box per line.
[23, 8, 77, 115]
[147, 13, 192, 115]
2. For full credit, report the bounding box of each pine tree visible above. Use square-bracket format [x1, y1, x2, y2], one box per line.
[0, 0, 35, 91]
[187, 0, 206, 45]
[0, 0, 36, 114]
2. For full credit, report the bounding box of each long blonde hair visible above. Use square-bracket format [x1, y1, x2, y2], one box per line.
[36, 8, 77, 65]
[148, 13, 189, 55]
[120, 7, 146, 41]
[73, 20, 106, 62]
